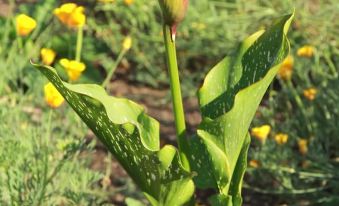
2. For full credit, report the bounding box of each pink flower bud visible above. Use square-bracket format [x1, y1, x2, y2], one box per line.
[158, 0, 188, 39]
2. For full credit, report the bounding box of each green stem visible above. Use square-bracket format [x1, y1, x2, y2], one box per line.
[102, 49, 126, 88]
[286, 80, 313, 135]
[75, 26, 83, 62]
[16, 36, 24, 93]
[163, 25, 190, 170]
[17, 36, 23, 52]
[324, 54, 338, 78]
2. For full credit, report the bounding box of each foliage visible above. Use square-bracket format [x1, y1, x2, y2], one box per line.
[0, 94, 103, 205]
[189, 13, 293, 205]
[32, 10, 293, 205]
[0, 0, 338, 205]
[31, 63, 195, 205]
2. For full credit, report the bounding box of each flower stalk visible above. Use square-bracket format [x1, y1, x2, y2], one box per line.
[102, 36, 132, 88]
[286, 80, 313, 135]
[75, 26, 83, 62]
[163, 24, 190, 170]
[102, 49, 126, 88]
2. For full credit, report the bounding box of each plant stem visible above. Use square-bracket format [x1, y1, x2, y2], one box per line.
[102, 49, 126, 88]
[75, 26, 83, 62]
[324, 54, 338, 78]
[286, 80, 313, 136]
[17, 36, 23, 53]
[163, 25, 190, 170]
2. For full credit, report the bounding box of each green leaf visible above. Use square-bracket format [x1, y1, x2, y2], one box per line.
[125, 198, 145, 206]
[32, 64, 194, 206]
[226, 133, 251, 206]
[190, 12, 294, 205]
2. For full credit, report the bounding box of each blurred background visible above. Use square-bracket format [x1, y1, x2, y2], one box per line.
[0, 0, 338, 205]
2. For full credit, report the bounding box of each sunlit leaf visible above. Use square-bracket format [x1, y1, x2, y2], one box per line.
[32, 63, 194, 206]
[189, 13, 294, 206]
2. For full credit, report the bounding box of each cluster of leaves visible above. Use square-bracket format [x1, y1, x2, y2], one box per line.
[32, 10, 293, 205]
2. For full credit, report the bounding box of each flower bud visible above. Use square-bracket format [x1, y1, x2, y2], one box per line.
[16, 14, 37, 36]
[122, 36, 132, 51]
[40, 48, 56, 66]
[158, 0, 188, 25]
[158, 0, 188, 39]
[44, 82, 64, 108]
[59, 58, 86, 81]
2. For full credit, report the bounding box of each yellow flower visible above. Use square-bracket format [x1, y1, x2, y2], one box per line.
[303, 88, 317, 101]
[251, 125, 271, 143]
[274, 133, 288, 145]
[60, 58, 86, 81]
[54, 3, 86, 28]
[44, 82, 64, 108]
[40, 48, 56, 65]
[98, 0, 115, 3]
[249, 160, 260, 168]
[122, 36, 132, 51]
[278, 55, 294, 80]
[16, 14, 37, 36]
[297, 45, 315, 58]
[124, 0, 134, 6]
[298, 139, 308, 155]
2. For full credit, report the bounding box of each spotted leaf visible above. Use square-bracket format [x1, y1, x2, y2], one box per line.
[32, 64, 194, 206]
[189, 13, 294, 206]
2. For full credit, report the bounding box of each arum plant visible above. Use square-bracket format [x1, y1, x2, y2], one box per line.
[32, 0, 294, 205]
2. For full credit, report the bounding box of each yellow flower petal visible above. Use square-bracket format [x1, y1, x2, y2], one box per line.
[60, 58, 86, 81]
[278, 55, 294, 80]
[57, 3, 77, 13]
[124, 0, 134, 6]
[60, 58, 69, 67]
[16, 14, 37, 36]
[251, 125, 271, 143]
[249, 160, 260, 168]
[297, 45, 315, 58]
[298, 139, 308, 155]
[54, 3, 86, 28]
[274, 133, 288, 145]
[44, 82, 64, 108]
[303, 88, 317, 101]
[40, 48, 56, 65]
[98, 0, 115, 3]
[122, 36, 132, 51]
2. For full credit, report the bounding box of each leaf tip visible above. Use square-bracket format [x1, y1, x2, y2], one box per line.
[30, 59, 37, 66]
[283, 10, 295, 35]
